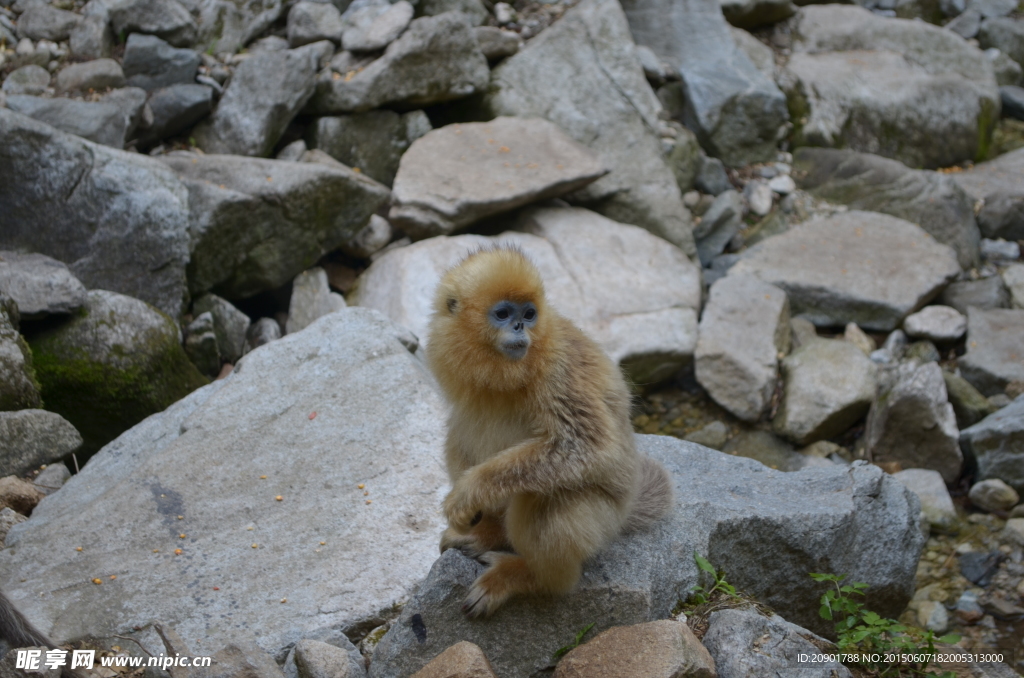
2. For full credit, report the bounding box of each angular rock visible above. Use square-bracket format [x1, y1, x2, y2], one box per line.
[16, 4, 80, 42]
[122, 33, 201, 92]
[969, 478, 1019, 511]
[1003, 263, 1024, 309]
[0, 304, 41, 413]
[961, 395, 1024, 493]
[101, 86, 149, 140]
[388, 118, 607, 239]
[185, 311, 221, 377]
[109, 0, 198, 48]
[474, 26, 521, 61]
[939, 276, 1010, 314]
[4, 95, 127, 148]
[195, 640, 285, 678]
[307, 13, 488, 114]
[1, 309, 448, 658]
[484, 0, 696, 256]
[693, 190, 743, 267]
[721, 0, 796, 29]
[341, 0, 413, 52]
[351, 206, 702, 386]
[69, 14, 113, 60]
[293, 639, 366, 678]
[410, 642, 494, 678]
[722, 430, 813, 472]
[33, 463, 70, 497]
[137, 83, 215, 147]
[0, 476, 45, 515]
[193, 42, 324, 157]
[158, 152, 389, 300]
[731, 211, 960, 331]
[0, 251, 87, 320]
[703, 608, 850, 678]
[784, 6, 1000, 169]
[286, 268, 346, 335]
[865, 361, 962, 483]
[844, 322, 876, 356]
[952, 147, 1024, 242]
[0, 410, 82, 478]
[695, 274, 790, 422]
[190, 0, 286, 55]
[0, 109, 191, 318]
[987, 47, 1022, 86]
[306, 109, 431, 187]
[621, 0, 788, 167]
[793, 148, 982, 269]
[54, 59, 125, 93]
[960, 308, 1024, 395]
[979, 17, 1024, 66]
[27, 290, 207, 454]
[554, 620, 714, 678]
[694, 156, 732, 196]
[288, 1, 344, 47]
[980, 237, 1020, 261]
[1, 65, 50, 95]
[192, 294, 250, 364]
[367, 438, 922, 677]
[894, 468, 958, 532]
[944, 370, 997, 428]
[773, 338, 877, 446]
[683, 420, 730, 450]
[904, 305, 967, 342]
[243, 317, 282, 354]
[1003, 85, 1024, 120]
[341, 215, 393, 259]
[0, 507, 27, 546]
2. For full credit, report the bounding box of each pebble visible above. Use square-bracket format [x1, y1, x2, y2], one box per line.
[767, 174, 796, 195]
[969, 479, 1020, 512]
[744, 179, 773, 216]
[903, 305, 967, 342]
[980, 238, 1021, 261]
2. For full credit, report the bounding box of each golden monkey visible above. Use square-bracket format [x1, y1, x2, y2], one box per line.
[426, 246, 673, 618]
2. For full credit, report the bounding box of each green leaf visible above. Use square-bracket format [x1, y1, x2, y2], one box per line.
[694, 552, 716, 574]
[937, 634, 961, 644]
[819, 605, 832, 620]
[575, 623, 595, 644]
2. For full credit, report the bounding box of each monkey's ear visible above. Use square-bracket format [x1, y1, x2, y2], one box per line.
[446, 297, 458, 313]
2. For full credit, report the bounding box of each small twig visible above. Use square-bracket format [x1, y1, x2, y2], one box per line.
[72, 454, 80, 474]
[112, 636, 153, 657]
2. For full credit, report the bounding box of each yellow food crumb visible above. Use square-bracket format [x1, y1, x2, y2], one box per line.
[275, 495, 283, 501]
[92, 578, 102, 585]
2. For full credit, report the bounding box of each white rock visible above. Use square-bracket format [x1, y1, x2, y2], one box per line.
[903, 305, 967, 342]
[286, 267, 346, 334]
[968, 478, 1020, 512]
[1001, 263, 1024, 309]
[744, 179, 773, 216]
[767, 174, 796, 195]
[894, 468, 957, 531]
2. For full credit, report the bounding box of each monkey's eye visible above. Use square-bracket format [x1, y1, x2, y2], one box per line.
[495, 308, 510, 321]
[523, 308, 536, 321]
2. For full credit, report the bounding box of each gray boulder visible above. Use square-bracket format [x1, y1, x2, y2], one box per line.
[0, 410, 82, 477]
[0, 109, 191, 319]
[695, 274, 790, 422]
[351, 206, 702, 387]
[959, 308, 1024, 395]
[292, 639, 365, 678]
[731, 210, 961, 331]
[773, 338, 878, 446]
[101, 86, 149, 141]
[961, 395, 1024, 493]
[15, 4, 80, 42]
[158, 153, 389, 300]
[288, 1, 344, 47]
[54, 59, 125, 93]
[0, 309, 448, 660]
[1, 65, 50, 95]
[1004, 263, 1024, 309]
[903, 305, 967, 342]
[109, 0, 198, 47]
[783, 5, 1000, 169]
[192, 294, 250, 364]
[1003, 85, 1024, 120]
[341, 0, 414, 52]
[944, 370, 998, 429]
[285, 267, 346, 335]
[69, 14, 114, 59]
[694, 189, 744, 267]
[793, 148, 981, 269]
[721, 430, 816, 472]
[4, 95, 127, 148]
[137, 84, 215, 147]
[483, 0, 696, 257]
[367, 439, 922, 677]
[720, 0, 796, 29]
[621, 0, 788, 167]
[388, 118, 608, 239]
[865, 360, 962, 483]
[0, 251, 87, 320]
[190, 0, 286, 55]
[0, 302, 41, 413]
[306, 13, 488, 114]
[979, 17, 1024, 66]
[968, 478, 1019, 512]
[952, 147, 1024, 242]
[474, 26, 521, 60]
[26, 290, 208, 455]
[554, 620, 713, 678]
[122, 33, 201, 92]
[193, 42, 326, 157]
[893, 468, 958, 532]
[306, 109, 430, 187]
[939, 276, 1010, 314]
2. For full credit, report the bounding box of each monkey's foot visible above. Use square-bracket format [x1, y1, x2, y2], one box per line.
[439, 529, 489, 559]
[462, 552, 535, 619]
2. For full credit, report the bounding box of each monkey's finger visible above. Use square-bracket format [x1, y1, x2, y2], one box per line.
[470, 511, 483, 527]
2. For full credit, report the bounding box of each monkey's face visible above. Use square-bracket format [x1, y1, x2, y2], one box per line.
[487, 300, 538, 361]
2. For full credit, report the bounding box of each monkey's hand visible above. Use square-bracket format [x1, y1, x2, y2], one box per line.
[443, 478, 483, 533]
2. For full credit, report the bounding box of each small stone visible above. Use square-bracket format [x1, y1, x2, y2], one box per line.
[969, 478, 1020, 512]
[286, 268, 346, 335]
[958, 550, 1005, 586]
[905, 340, 940, 364]
[108, 0, 198, 48]
[694, 156, 732, 196]
[723, 430, 808, 472]
[288, 1, 344, 47]
[0, 410, 82, 478]
[0, 506, 27, 547]
[16, 4, 81, 42]
[553, 620, 714, 678]
[843, 322, 876, 355]
[943, 370, 996, 428]
[1002, 264, 1024, 309]
[473, 26, 521, 61]
[789, 317, 818, 348]
[0, 251, 87, 320]
[185, 312, 221, 378]
[980, 237, 1021, 261]
[744, 179, 773, 216]
[1005, 517, 1024, 545]
[342, 0, 413, 52]
[0, 475, 45, 514]
[192, 294, 250, 365]
[959, 308, 1024, 395]
[55, 58, 125, 93]
[940, 276, 1010, 315]
[122, 33, 201, 92]
[243, 318, 282, 355]
[767, 174, 795, 194]
[494, 1, 515, 23]
[1, 64, 50, 95]
[683, 421, 730, 450]
[410, 641, 497, 678]
[894, 468, 958, 532]
[33, 463, 70, 496]
[903, 305, 967, 342]
[341, 215, 393, 259]
[916, 600, 949, 633]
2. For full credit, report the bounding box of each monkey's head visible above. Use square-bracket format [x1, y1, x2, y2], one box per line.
[427, 246, 552, 394]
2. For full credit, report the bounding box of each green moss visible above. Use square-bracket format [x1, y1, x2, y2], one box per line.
[975, 96, 998, 162]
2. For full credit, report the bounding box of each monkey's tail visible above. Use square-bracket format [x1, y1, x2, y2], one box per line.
[625, 456, 673, 532]
[0, 590, 80, 678]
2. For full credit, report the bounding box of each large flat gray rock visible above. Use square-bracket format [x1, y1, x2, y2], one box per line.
[158, 153, 390, 300]
[0, 309, 448, 660]
[952, 147, 1024, 242]
[0, 251, 87, 320]
[783, 5, 1000, 169]
[959, 308, 1024, 396]
[367, 438, 922, 678]
[483, 0, 696, 257]
[0, 109, 190, 319]
[621, 0, 789, 167]
[961, 395, 1024, 494]
[0, 410, 82, 478]
[730, 210, 961, 331]
[351, 206, 701, 387]
[4, 95, 128, 149]
[388, 118, 608, 239]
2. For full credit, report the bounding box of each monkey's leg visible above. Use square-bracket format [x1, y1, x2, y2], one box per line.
[439, 510, 511, 558]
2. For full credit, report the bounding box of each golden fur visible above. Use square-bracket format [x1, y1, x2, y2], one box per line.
[426, 247, 672, 617]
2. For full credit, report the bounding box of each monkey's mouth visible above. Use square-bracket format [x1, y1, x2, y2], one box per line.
[502, 340, 529, 360]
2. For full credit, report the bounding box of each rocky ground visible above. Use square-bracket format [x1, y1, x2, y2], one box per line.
[2, 0, 1024, 675]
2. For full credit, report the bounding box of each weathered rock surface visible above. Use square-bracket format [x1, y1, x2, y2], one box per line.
[0, 410, 82, 478]
[722, 429, 814, 472]
[0, 109, 191, 318]
[109, 0, 198, 48]
[306, 109, 430, 187]
[190, 0, 285, 55]
[953, 147, 1024, 242]
[693, 189, 744, 267]
[940, 276, 1010, 314]
[1003, 263, 1024, 309]
[351, 206, 701, 386]
[773, 338, 878, 446]
[1, 309, 447, 660]
[388, 118, 607, 239]
[292, 638, 366, 678]
[474, 26, 521, 61]
[959, 308, 1024, 396]
[483, 0, 696, 256]
[695, 274, 790, 422]
[186, 311, 221, 377]
[194, 42, 325, 157]
[288, 1, 344, 47]
[27, 290, 207, 455]
[894, 468, 958, 532]
[783, 5, 1000, 169]
[16, 4, 80, 42]
[0, 251, 87, 320]
[306, 13, 488, 114]
[904, 305, 968, 342]
[158, 153, 389, 300]
[69, 13, 114, 60]
[979, 17, 1024, 67]
[409, 642, 495, 678]
[341, 0, 414, 52]
[865, 360, 962, 483]
[192, 294, 250, 365]
[54, 58, 125, 94]
[553, 620, 714, 678]
[703, 607, 851, 678]
[793, 148, 981, 269]
[286, 268, 346, 335]
[0, 303, 41, 413]
[138, 84, 215, 148]
[2, 65, 50, 95]
[944, 370, 998, 428]
[969, 478, 1019, 512]
[367, 438, 922, 677]
[731, 211, 960, 331]
[721, 0, 795, 29]
[621, 0, 789, 166]
[961, 395, 1024, 493]
[122, 33, 201, 92]
[0, 507, 28, 546]
[4, 95, 127, 148]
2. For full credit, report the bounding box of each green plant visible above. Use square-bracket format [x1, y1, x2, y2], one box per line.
[811, 573, 960, 678]
[690, 552, 739, 605]
[553, 622, 595, 659]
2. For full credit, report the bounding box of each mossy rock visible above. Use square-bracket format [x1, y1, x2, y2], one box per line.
[28, 290, 208, 456]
